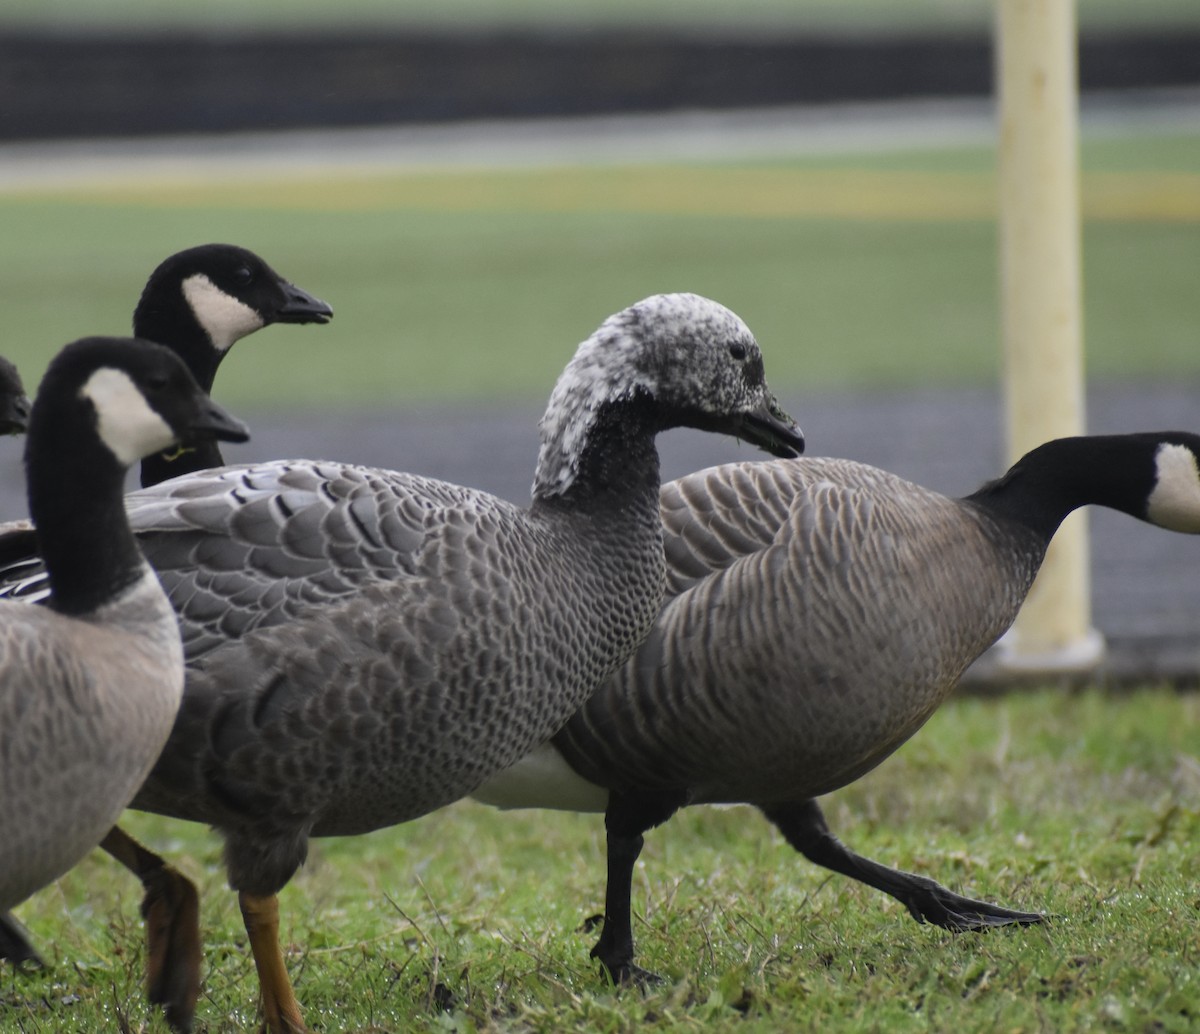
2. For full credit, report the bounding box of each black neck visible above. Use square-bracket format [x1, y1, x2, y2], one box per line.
[134, 292, 224, 487]
[537, 394, 664, 514]
[27, 400, 146, 616]
[139, 439, 225, 487]
[964, 434, 1160, 543]
[133, 294, 219, 393]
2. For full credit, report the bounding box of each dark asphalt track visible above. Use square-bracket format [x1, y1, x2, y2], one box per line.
[3, 378, 1197, 682]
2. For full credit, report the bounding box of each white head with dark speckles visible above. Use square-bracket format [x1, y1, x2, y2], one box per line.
[533, 293, 802, 499]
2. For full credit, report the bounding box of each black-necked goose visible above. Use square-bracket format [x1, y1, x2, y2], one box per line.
[0, 247, 328, 976]
[4, 293, 800, 1033]
[131, 243, 331, 487]
[470, 433, 1200, 982]
[0, 337, 247, 928]
[0, 357, 30, 435]
[0, 243, 329, 579]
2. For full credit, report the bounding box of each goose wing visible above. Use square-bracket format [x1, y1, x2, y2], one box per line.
[555, 457, 1037, 801]
[120, 460, 508, 662]
[659, 458, 905, 593]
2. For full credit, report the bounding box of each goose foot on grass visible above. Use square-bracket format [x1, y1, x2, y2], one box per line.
[762, 799, 1047, 931]
[100, 827, 203, 1031]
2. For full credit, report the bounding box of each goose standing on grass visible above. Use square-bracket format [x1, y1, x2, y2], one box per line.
[471, 433, 1200, 983]
[0, 293, 803, 1033]
[0, 336, 248, 929]
[0, 357, 30, 435]
[0, 244, 331, 979]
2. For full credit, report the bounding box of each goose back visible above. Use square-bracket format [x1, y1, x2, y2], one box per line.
[132, 459, 669, 839]
[550, 457, 1043, 804]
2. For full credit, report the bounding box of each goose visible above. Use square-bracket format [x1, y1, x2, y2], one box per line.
[469, 432, 1200, 982]
[0, 357, 30, 435]
[0, 357, 31, 965]
[0, 242, 330, 555]
[0, 337, 248, 942]
[130, 242, 332, 487]
[0, 293, 803, 1033]
[0, 244, 331, 980]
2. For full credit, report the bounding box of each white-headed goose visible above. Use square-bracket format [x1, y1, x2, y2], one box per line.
[0, 293, 802, 1032]
[470, 433, 1200, 982]
[0, 337, 247, 927]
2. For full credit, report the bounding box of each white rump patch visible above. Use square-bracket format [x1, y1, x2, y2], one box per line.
[471, 742, 609, 813]
[1147, 443, 1200, 533]
[182, 273, 264, 352]
[81, 367, 176, 466]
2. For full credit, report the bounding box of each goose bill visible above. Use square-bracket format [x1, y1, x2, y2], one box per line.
[273, 282, 333, 325]
[0, 395, 30, 435]
[184, 401, 251, 445]
[730, 402, 805, 459]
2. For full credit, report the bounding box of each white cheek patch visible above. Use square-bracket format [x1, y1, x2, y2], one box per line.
[81, 367, 176, 466]
[181, 273, 264, 352]
[1146, 443, 1200, 533]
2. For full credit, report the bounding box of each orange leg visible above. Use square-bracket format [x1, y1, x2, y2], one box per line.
[100, 826, 202, 1033]
[239, 891, 308, 1034]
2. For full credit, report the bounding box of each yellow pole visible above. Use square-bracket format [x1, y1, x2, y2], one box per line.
[995, 0, 1103, 671]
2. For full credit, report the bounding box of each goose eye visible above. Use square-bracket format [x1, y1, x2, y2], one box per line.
[233, 266, 254, 286]
[729, 342, 747, 361]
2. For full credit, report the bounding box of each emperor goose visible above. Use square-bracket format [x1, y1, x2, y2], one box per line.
[0, 293, 802, 1033]
[0, 337, 247, 931]
[470, 433, 1200, 982]
[0, 357, 30, 435]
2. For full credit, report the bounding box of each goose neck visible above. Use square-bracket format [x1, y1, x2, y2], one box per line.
[532, 393, 664, 511]
[27, 425, 145, 617]
[964, 435, 1158, 542]
[134, 299, 218, 393]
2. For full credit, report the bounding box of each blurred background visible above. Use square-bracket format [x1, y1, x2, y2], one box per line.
[0, 0, 1198, 666]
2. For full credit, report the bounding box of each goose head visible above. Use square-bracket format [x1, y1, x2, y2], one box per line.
[133, 244, 333, 386]
[535, 293, 803, 499]
[30, 336, 250, 471]
[0, 357, 30, 436]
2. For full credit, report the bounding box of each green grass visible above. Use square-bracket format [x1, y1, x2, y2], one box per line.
[3, 0, 1198, 34]
[1, 130, 1197, 408]
[4, 687, 1198, 1032]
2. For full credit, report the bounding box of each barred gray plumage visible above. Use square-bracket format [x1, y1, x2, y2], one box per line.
[0, 293, 802, 1033]
[475, 433, 1200, 981]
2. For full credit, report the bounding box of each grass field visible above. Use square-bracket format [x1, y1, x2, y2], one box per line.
[3, 0, 1199, 34]
[1, 130, 1197, 409]
[3, 687, 1197, 1032]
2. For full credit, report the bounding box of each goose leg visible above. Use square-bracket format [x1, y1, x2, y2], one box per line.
[0, 910, 42, 967]
[761, 799, 1046, 931]
[239, 891, 308, 1034]
[590, 789, 686, 987]
[100, 826, 203, 1032]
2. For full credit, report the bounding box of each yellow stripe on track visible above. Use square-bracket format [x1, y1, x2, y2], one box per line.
[7, 167, 1200, 222]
